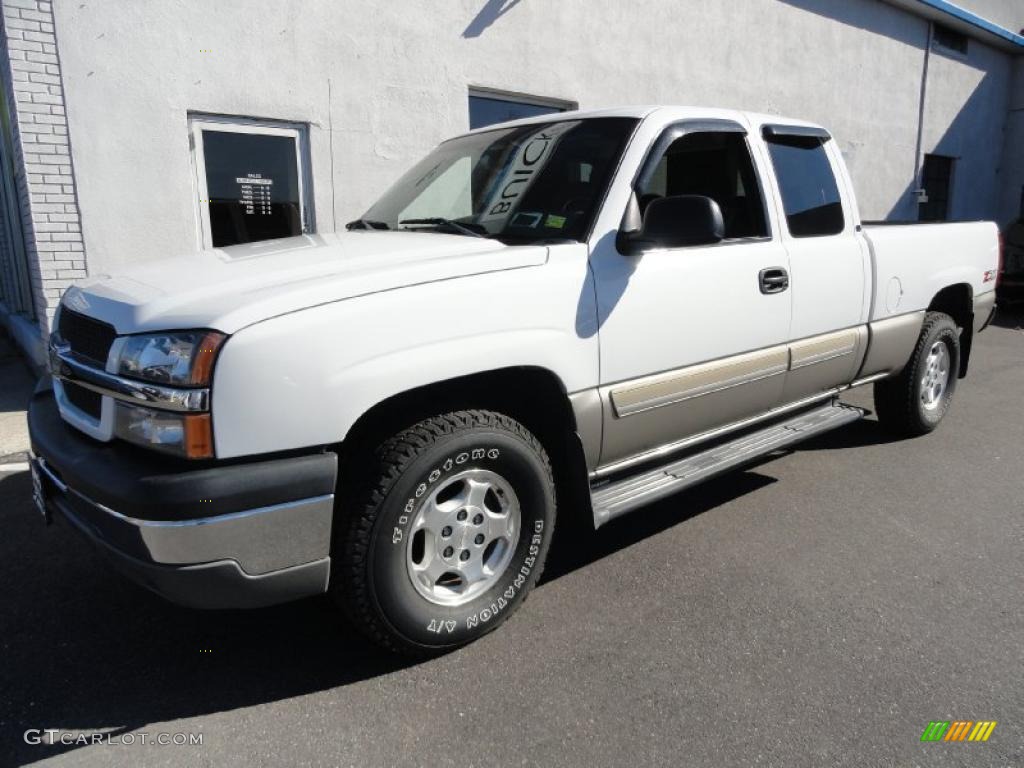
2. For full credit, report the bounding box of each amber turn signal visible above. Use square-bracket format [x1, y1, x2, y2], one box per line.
[189, 331, 227, 386]
[184, 413, 214, 459]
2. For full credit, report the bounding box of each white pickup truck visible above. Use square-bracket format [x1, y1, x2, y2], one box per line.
[29, 106, 999, 655]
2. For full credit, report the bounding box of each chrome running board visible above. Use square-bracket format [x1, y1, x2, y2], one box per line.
[590, 401, 865, 526]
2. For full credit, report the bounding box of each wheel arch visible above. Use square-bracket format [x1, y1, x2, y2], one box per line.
[927, 283, 973, 377]
[338, 366, 595, 528]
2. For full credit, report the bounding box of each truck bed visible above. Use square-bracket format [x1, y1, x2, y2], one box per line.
[861, 221, 999, 321]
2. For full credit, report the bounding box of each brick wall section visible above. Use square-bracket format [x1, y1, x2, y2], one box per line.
[0, 0, 85, 335]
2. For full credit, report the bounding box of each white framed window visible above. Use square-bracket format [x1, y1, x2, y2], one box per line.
[188, 114, 313, 249]
[468, 87, 576, 129]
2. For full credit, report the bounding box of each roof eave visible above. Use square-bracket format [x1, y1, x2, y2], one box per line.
[883, 0, 1024, 53]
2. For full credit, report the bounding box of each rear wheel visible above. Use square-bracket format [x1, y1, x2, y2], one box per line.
[873, 311, 960, 436]
[333, 410, 555, 656]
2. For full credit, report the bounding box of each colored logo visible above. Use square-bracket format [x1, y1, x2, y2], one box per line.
[921, 720, 997, 742]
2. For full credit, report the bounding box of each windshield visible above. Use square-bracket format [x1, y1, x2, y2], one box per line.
[358, 117, 638, 244]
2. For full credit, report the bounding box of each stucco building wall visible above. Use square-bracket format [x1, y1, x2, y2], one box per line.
[50, 0, 1020, 278]
[0, 0, 1021, 346]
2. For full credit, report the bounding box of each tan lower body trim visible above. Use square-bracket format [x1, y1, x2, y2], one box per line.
[609, 326, 865, 419]
[611, 345, 789, 417]
[858, 311, 925, 378]
[789, 327, 859, 369]
[597, 316, 928, 473]
[783, 326, 868, 403]
[569, 389, 603, 470]
[593, 371, 890, 479]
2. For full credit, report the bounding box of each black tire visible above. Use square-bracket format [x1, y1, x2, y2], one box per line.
[332, 409, 555, 656]
[873, 311, 960, 437]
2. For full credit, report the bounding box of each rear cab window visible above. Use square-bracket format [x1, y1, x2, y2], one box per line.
[763, 126, 845, 238]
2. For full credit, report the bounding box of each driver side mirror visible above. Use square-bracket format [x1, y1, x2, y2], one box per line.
[617, 194, 725, 254]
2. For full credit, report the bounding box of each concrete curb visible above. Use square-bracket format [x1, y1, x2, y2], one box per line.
[0, 299, 46, 377]
[0, 451, 30, 467]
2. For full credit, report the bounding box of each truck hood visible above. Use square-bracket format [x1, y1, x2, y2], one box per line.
[61, 232, 548, 334]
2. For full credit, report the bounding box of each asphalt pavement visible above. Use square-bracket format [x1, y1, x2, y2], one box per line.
[1, 311, 1022, 768]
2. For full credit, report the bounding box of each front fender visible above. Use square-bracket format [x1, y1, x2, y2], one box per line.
[211, 252, 597, 459]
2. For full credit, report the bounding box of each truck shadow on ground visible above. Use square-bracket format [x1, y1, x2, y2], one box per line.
[990, 304, 1023, 330]
[783, 414, 904, 452]
[0, 469, 410, 766]
[0, 414, 901, 765]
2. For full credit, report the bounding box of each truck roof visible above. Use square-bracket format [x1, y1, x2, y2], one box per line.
[460, 105, 827, 137]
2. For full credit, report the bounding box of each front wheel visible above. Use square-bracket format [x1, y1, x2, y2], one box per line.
[873, 311, 960, 436]
[333, 410, 555, 656]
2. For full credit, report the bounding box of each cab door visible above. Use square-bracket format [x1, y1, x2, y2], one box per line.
[589, 120, 793, 470]
[757, 125, 871, 403]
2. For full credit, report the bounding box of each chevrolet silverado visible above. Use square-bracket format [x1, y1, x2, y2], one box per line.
[29, 106, 999, 655]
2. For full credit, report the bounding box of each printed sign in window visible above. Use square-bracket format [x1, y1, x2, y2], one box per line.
[200, 130, 303, 247]
[477, 120, 580, 228]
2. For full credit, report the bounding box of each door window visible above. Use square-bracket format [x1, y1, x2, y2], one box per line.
[636, 132, 769, 240]
[765, 136, 845, 237]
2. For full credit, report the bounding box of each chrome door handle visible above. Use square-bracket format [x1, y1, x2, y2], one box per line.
[759, 267, 789, 294]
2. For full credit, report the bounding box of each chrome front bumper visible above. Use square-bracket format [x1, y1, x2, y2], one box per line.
[28, 387, 338, 609]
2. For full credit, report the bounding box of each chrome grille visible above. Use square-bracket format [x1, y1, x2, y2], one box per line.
[58, 308, 116, 367]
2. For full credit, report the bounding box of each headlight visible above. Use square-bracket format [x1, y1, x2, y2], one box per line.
[116, 330, 225, 386]
[112, 330, 224, 459]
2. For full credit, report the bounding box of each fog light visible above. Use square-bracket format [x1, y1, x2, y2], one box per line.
[114, 402, 213, 459]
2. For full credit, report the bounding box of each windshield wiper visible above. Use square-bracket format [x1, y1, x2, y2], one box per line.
[345, 219, 390, 231]
[398, 218, 488, 238]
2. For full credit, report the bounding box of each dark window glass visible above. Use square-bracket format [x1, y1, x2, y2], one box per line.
[469, 94, 567, 129]
[933, 24, 968, 55]
[201, 131, 302, 247]
[919, 154, 954, 222]
[636, 132, 768, 240]
[766, 137, 845, 237]
[361, 117, 637, 244]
